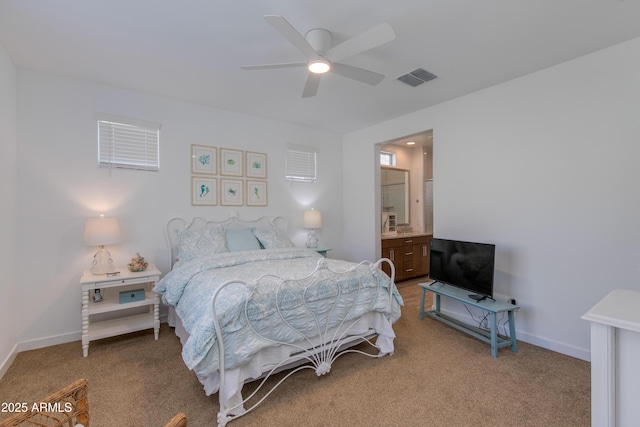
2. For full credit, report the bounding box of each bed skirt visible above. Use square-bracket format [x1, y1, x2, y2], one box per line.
[168, 307, 396, 413]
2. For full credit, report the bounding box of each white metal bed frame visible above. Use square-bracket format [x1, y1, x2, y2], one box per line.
[164, 214, 397, 426]
[165, 213, 289, 269]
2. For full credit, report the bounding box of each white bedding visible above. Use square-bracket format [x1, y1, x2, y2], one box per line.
[154, 247, 402, 380]
[156, 216, 402, 421]
[170, 306, 396, 411]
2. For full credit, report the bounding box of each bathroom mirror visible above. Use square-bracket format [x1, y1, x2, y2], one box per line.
[381, 167, 410, 227]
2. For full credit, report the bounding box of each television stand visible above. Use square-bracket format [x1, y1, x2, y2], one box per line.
[419, 282, 519, 357]
[468, 294, 487, 302]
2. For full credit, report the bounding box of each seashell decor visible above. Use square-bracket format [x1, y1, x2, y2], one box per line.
[127, 253, 148, 272]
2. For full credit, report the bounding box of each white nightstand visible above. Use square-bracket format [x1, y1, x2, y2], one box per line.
[80, 265, 161, 357]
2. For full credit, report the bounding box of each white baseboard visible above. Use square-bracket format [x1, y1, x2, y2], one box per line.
[2, 333, 81, 380]
[515, 330, 590, 361]
[4, 314, 171, 377]
[435, 307, 591, 361]
[0, 343, 19, 380]
[17, 331, 81, 353]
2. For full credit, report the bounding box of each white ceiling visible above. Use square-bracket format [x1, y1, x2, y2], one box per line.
[2, 0, 640, 134]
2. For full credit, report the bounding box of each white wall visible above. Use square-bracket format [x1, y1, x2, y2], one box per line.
[344, 37, 640, 360]
[15, 70, 343, 348]
[8, 34, 640, 364]
[0, 43, 18, 374]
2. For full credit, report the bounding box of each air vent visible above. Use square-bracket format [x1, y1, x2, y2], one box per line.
[397, 68, 437, 87]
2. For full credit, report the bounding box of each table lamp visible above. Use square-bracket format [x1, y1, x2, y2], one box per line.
[84, 215, 121, 274]
[303, 208, 322, 248]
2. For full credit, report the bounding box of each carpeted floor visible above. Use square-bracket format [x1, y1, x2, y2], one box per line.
[0, 283, 590, 426]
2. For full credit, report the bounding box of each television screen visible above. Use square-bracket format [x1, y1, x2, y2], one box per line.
[429, 238, 495, 300]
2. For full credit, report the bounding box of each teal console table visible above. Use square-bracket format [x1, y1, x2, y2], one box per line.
[419, 282, 519, 357]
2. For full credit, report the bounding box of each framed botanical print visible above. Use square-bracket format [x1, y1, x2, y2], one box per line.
[191, 145, 217, 175]
[246, 180, 268, 206]
[220, 148, 244, 177]
[191, 177, 217, 206]
[220, 178, 244, 206]
[245, 151, 267, 179]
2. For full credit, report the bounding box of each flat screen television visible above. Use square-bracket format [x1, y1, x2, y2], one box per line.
[429, 238, 495, 301]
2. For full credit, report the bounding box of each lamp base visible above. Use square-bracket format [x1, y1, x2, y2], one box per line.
[306, 230, 319, 248]
[90, 246, 116, 275]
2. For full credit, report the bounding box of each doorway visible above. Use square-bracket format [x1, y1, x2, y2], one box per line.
[378, 130, 433, 235]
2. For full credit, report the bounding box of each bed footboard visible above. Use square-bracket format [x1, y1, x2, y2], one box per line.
[212, 257, 397, 426]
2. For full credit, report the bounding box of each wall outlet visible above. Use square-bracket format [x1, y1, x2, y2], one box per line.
[508, 298, 517, 305]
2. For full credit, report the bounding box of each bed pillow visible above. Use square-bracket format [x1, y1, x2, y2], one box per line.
[252, 228, 295, 249]
[176, 226, 228, 263]
[226, 228, 262, 252]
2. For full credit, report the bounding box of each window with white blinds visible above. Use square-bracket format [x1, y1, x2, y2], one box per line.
[96, 114, 160, 171]
[285, 144, 318, 183]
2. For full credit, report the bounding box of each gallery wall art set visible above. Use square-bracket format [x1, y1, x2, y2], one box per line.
[191, 145, 267, 206]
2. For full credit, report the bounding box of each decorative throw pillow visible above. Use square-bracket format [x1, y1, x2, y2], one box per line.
[177, 226, 228, 262]
[252, 228, 295, 249]
[226, 228, 262, 252]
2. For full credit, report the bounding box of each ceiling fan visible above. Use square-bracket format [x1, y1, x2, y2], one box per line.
[241, 15, 396, 98]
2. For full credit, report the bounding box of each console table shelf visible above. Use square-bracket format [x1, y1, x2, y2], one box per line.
[419, 281, 519, 357]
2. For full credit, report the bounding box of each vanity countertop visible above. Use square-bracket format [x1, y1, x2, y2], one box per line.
[381, 232, 433, 240]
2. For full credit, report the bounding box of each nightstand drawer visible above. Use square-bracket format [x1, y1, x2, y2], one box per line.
[89, 275, 156, 288]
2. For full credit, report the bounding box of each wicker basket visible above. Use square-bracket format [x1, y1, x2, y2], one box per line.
[162, 412, 187, 427]
[0, 378, 89, 426]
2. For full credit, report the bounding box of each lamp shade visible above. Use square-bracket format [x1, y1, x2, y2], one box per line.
[84, 217, 121, 246]
[302, 209, 322, 229]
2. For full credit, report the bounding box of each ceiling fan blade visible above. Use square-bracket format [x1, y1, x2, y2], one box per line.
[264, 15, 318, 60]
[302, 73, 321, 98]
[240, 62, 306, 70]
[331, 63, 385, 86]
[325, 22, 395, 62]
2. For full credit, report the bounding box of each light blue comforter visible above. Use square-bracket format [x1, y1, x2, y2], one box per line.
[153, 247, 402, 379]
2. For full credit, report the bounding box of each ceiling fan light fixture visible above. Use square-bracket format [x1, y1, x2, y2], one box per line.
[308, 59, 331, 74]
[243, 16, 395, 97]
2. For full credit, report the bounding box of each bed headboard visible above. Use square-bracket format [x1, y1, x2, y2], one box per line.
[165, 213, 288, 269]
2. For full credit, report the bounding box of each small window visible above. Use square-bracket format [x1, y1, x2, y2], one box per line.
[96, 114, 160, 171]
[285, 144, 318, 183]
[380, 150, 396, 166]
